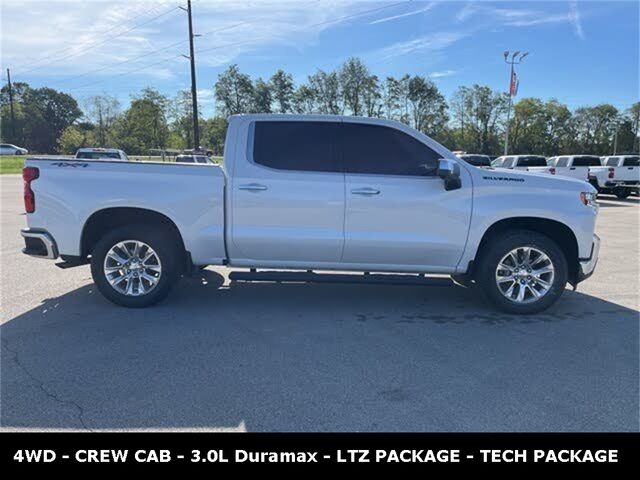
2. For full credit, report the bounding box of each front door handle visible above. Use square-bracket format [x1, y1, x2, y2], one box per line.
[570, 167, 576, 170]
[238, 183, 268, 192]
[351, 187, 380, 196]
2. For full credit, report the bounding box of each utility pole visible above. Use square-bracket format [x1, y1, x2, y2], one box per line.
[503, 51, 528, 155]
[6, 68, 16, 140]
[180, 0, 200, 149]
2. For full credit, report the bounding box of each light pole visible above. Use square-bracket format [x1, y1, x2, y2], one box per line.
[503, 50, 528, 155]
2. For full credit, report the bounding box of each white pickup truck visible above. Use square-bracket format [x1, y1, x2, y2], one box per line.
[20, 115, 600, 314]
[491, 155, 556, 175]
[548, 155, 601, 182]
[589, 155, 639, 199]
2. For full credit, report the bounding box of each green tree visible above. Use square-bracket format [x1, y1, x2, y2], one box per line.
[293, 85, 316, 114]
[269, 69, 295, 113]
[339, 57, 371, 116]
[407, 76, 447, 135]
[214, 64, 255, 116]
[110, 88, 169, 154]
[253, 78, 272, 113]
[83, 94, 120, 146]
[57, 124, 95, 154]
[200, 116, 228, 156]
[308, 70, 341, 115]
[573, 104, 619, 154]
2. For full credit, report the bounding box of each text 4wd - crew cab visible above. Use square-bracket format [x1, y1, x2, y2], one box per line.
[21, 115, 600, 314]
[589, 155, 640, 199]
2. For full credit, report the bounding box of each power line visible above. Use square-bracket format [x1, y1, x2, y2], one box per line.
[15, 5, 181, 76]
[66, 55, 182, 91]
[15, 1, 174, 68]
[194, 1, 410, 56]
[49, 40, 187, 86]
[49, 22, 247, 90]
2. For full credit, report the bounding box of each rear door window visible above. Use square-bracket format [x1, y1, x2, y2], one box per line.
[253, 121, 340, 173]
[622, 156, 639, 167]
[556, 157, 570, 167]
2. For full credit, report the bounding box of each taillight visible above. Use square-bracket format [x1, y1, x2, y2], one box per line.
[608, 167, 615, 179]
[23, 166, 39, 213]
[550, 167, 556, 175]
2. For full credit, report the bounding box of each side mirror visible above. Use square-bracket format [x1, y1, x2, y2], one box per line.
[437, 159, 462, 191]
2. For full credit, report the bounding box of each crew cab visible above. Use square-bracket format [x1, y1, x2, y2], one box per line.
[75, 148, 129, 161]
[492, 155, 556, 175]
[20, 115, 600, 314]
[589, 155, 640, 198]
[549, 155, 601, 182]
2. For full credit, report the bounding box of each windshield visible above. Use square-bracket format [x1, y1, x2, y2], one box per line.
[517, 156, 547, 167]
[76, 151, 121, 159]
[460, 155, 491, 166]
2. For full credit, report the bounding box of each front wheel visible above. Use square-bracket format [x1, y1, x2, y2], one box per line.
[90, 225, 181, 307]
[475, 231, 568, 314]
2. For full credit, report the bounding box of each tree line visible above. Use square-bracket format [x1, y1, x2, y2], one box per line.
[1, 57, 638, 156]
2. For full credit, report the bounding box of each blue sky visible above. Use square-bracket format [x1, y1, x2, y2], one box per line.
[1, 0, 638, 117]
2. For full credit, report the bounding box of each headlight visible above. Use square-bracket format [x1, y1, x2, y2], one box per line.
[580, 191, 598, 208]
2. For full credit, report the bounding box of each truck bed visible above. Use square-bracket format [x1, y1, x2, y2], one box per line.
[24, 157, 227, 265]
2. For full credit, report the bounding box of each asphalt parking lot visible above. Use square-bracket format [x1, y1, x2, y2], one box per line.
[1, 174, 638, 431]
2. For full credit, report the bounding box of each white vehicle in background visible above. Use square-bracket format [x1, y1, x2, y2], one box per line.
[551, 155, 601, 182]
[492, 155, 556, 175]
[20, 114, 600, 314]
[75, 148, 129, 161]
[457, 153, 491, 167]
[589, 155, 640, 199]
[175, 154, 215, 164]
[0, 143, 28, 155]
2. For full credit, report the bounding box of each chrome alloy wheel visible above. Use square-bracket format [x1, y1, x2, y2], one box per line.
[495, 246, 555, 304]
[103, 240, 162, 296]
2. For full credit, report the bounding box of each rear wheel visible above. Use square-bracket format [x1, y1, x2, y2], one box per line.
[90, 225, 180, 307]
[475, 230, 568, 314]
[614, 188, 630, 199]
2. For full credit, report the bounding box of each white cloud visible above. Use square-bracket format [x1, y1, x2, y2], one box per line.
[371, 31, 468, 60]
[455, 1, 587, 38]
[569, 1, 585, 39]
[369, 2, 438, 25]
[430, 69, 457, 78]
[0, 0, 370, 83]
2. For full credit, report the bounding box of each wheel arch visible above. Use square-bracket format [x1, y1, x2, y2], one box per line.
[81, 207, 187, 264]
[471, 217, 579, 284]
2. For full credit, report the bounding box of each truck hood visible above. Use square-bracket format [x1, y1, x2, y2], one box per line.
[476, 167, 596, 193]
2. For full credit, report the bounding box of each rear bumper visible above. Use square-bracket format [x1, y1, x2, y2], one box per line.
[21, 228, 58, 259]
[577, 234, 600, 283]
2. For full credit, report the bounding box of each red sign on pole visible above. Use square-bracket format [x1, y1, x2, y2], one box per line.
[509, 70, 519, 96]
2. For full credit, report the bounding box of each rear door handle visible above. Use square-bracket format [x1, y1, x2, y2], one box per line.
[351, 187, 380, 196]
[570, 167, 576, 170]
[238, 183, 268, 192]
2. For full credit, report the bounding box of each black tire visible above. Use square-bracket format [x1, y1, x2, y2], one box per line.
[15, 150, 22, 155]
[90, 225, 181, 307]
[475, 230, 568, 314]
[614, 188, 630, 199]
